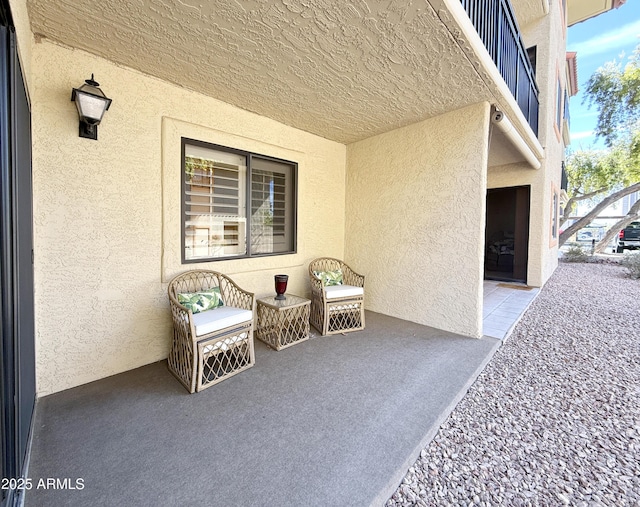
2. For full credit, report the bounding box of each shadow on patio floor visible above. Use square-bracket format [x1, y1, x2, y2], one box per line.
[26, 311, 500, 507]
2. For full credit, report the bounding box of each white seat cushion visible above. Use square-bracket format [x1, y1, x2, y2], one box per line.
[192, 306, 253, 337]
[324, 284, 364, 300]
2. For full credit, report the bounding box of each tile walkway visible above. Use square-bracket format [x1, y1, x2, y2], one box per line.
[483, 280, 539, 339]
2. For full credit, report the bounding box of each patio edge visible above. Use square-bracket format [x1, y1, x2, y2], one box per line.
[369, 335, 502, 507]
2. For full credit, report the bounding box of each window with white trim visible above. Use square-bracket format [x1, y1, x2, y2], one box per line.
[182, 139, 296, 262]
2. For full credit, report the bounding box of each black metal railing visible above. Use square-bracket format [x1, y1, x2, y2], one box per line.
[461, 0, 539, 136]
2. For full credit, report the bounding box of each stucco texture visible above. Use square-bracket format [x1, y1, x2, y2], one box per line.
[487, 0, 566, 287]
[19, 0, 567, 394]
[345, 103, 490, 338]
[31, 41, 346, 395]
[24, 0, 493, 145]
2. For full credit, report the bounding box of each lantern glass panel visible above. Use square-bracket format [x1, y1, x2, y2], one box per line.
[75, 91, 108, 123]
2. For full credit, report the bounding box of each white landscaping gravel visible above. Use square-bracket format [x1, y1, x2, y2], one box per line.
[386, 262, 640, 507]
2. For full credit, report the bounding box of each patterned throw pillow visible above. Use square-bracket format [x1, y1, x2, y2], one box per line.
[313, 269, 343, 286]
[177, 287, 224, 313]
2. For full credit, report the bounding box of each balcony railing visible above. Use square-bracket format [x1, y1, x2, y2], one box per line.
[461, 0, 539, 136]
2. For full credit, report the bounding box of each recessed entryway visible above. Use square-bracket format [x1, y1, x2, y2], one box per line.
[484, 185, 531, 283]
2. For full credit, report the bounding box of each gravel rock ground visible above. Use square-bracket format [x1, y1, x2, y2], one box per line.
[386, 262, 640, 507]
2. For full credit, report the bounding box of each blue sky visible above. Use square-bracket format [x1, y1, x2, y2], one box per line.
[567, 1, 640, 150]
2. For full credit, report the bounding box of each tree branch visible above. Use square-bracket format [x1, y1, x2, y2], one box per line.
[594, 198, 640, 253]
[559, 181, 640, 246]
[572, 187, 610, 201]
[560, 187, 610, 227]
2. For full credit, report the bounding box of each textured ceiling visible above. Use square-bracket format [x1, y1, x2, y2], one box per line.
[26, 0, 496, 144]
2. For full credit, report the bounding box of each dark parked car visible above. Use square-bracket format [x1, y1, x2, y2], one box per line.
[616, 221, 640, 253]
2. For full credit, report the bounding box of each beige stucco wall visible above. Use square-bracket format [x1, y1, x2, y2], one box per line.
[531, 0, 566, 284]
[8, 0, 33, 92]
[487, 0, 566, 287]
[30, 40, 346, 395]
[11, 0, 566, 394]
[486, 163, 547, 286]
[345, 103, 490, 338]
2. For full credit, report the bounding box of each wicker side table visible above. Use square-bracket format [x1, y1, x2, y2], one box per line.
[256, 295, 310, 351]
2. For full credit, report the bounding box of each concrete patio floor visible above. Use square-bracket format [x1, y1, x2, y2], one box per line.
[25, 285, 536, 507]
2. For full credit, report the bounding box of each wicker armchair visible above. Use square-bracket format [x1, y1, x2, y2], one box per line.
[309, 258, 365, 335]
[167, 270, 255, 393]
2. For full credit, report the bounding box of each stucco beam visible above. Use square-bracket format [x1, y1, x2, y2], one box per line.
[491, 108, 541, 170]
[510, 0, 550, 27]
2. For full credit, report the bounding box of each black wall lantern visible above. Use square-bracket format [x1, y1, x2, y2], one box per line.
[71, 74, 112, 140]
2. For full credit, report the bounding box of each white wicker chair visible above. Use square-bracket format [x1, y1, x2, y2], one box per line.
[167, 270, 255, 393]
[309, 258, 365, 335]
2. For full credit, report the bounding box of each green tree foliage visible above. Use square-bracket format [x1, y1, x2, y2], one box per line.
[562, 144, 639, 229]
[565, 150, 607, 195]
[561, 47, 640, 248]
[584, 47, 640, 147]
